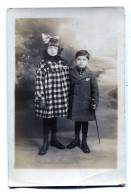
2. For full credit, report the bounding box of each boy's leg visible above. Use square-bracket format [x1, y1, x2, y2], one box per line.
[81, 122, 90, 153]
[50, 117, 65, 149]
[75, 122, 81, 140]
[38, 118, 50, 155]
[66, 122, 81, 149]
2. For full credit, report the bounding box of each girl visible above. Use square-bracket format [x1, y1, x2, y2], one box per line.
[67, 50, 99, 153]
[35, 33, 70, 155]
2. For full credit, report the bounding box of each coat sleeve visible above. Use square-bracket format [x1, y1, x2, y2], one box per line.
[35, 64, 45, 101]
[90, 72, 99, 106]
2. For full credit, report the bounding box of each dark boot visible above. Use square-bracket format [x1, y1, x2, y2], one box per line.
[50, 132, 65, 149]
[66, 122, 81, 149]
[81, 137, 90, 153]
[50, 118, 65, 149]
[66, 139, 80, 149]
[38, 135, 49, 155]
[38, 118, 50, 155]
[81, 122, 90, 153]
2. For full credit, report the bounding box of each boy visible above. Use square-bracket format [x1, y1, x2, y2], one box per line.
[67, 50, 99, 153]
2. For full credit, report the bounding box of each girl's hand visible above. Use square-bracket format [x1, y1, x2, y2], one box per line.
[40, 100, 46, 108]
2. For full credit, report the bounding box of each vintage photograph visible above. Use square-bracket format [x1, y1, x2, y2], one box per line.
[8, 8, 125, 186]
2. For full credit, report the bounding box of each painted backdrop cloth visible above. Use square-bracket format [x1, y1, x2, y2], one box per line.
[35, 59, 70, 118]
[68, 66, 99, 121]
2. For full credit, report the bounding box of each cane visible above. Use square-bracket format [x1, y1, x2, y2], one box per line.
[94, 111, 100, 144]
[91, 99, 100, 144]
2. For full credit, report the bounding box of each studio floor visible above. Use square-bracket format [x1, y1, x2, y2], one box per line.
[15, 134, 117, 169]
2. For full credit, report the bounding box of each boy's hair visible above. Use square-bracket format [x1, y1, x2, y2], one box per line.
[75, 50, 90, 60]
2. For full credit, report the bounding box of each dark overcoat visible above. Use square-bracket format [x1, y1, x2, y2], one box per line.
[68, 66, 99, 121]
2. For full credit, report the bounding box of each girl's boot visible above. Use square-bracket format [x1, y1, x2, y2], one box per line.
[38, 134, 49, 155]
[66, 122, 81, 149]
[50, 131, 65, 149]
[38, 118, 50, 155]
[50, 118, 65, 149]
[81, 122, 90, 153]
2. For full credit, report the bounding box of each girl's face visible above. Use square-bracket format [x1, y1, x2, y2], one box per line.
[47, 45, 58, 56]
[76, 56, 89, 68]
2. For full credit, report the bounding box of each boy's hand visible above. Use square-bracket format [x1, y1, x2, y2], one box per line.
[40, 100, 46, 108]
[91, 103, 96, 110]
[91, 99, 96, 110]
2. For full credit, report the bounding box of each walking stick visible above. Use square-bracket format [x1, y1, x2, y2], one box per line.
[94, 111, 100, 144]
[91, 99, 100, 144]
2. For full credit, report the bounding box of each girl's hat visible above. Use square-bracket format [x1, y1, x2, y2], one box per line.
[42, 33, 60, 47]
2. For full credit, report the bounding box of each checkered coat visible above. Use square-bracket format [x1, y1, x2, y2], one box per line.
[35, 59, 70, 118]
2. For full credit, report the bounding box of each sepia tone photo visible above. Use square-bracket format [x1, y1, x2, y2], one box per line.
[8, 8, 125, 186]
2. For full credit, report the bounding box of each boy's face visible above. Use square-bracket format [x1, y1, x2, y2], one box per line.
[76, 56, 89, 68]
[47, 46, 58, 56]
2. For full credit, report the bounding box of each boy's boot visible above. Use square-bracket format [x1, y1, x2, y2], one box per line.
[66, 122, 81, 149]
[38, 134, 49, 155]
[81, 122, 90, 153]
[50, 118, 65, 149]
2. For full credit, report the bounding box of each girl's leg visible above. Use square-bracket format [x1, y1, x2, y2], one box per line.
[81, 122, 90, 153]
[66, 122, 81, 149]
[50, 117, 65, 149]
[38, 118, 50, 155]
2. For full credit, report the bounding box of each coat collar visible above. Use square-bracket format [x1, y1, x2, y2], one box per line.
[70, 66, 90, 81]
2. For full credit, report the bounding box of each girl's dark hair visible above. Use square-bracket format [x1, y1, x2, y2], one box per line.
[43, 38, 63, 57]
[47, 38, 59, 47]
[75, 50, 90, 60]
